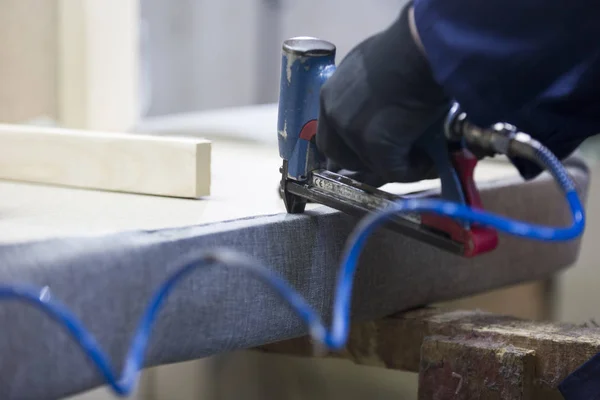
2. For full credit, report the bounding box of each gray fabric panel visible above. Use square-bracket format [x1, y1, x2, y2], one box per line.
[0, 158, 590, 399]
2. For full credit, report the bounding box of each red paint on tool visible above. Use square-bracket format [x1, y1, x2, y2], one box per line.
[421, 149, 498, 257]
[452, 149, 484, 210]
[299, 120, 318, 141]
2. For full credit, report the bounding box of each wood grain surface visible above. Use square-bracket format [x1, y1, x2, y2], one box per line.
[0, 124, 211, 199]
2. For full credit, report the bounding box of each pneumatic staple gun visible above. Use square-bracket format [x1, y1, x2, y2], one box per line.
[277, 36, 500, 257]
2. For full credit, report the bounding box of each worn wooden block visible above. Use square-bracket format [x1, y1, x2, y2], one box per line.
[418, 336, 535, 400]
[256, 307, 600, 396]
[0, 123, 211, 198]
[394, 308, 600, 389]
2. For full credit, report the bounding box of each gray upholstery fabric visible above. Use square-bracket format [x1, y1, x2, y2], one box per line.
[0, 158, 590, 399]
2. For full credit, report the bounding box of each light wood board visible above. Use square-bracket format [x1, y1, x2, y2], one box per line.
[0, 124, 211, 199]
[57, 0, 139, 131]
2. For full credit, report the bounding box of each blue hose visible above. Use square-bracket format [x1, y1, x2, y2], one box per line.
[0, 139, 586, 396]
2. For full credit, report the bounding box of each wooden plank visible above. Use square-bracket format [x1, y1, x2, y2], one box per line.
[57, 0, 139, 131]
[0, 124, 210, 198]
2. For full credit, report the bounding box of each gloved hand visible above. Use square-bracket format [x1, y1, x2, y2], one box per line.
[315, 1, 451, 187]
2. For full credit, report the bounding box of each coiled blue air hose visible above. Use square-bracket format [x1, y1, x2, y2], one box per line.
[0, 130, 586, 396]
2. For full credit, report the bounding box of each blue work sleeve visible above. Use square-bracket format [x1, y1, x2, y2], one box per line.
[413, 0, 600, 178]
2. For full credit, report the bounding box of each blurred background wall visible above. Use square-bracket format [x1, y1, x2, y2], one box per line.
[2, 1, 600, 399]
[0, 1, 58, 123]
[138, 0, 406, 117]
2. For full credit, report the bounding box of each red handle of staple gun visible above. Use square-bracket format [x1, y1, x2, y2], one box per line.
[421, 149, 499, 257]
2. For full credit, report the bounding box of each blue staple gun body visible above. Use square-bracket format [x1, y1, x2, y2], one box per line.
[276, 36, 498, 258]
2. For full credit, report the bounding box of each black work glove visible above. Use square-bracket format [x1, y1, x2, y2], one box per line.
[316, 1, 451, 187]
